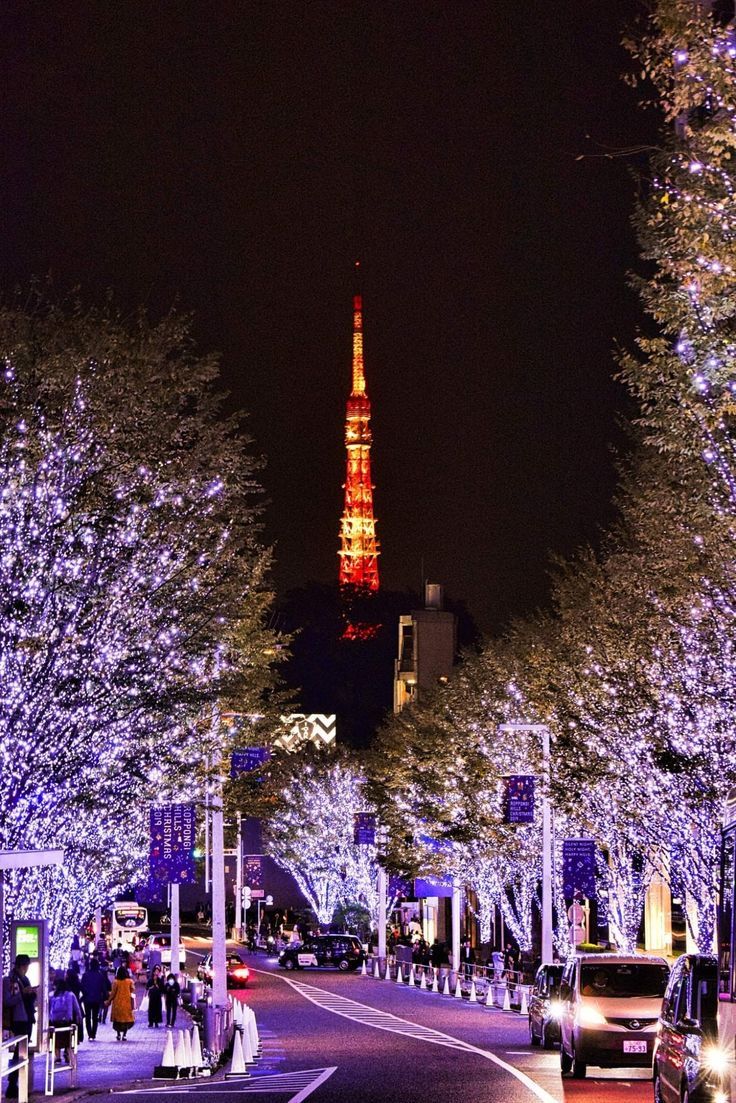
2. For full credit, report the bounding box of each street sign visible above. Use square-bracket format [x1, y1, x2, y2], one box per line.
[241, 886, 252, 908]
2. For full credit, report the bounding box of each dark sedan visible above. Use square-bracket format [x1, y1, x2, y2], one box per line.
[278, 935, 364, 972]
[528, 963, 564, 1049]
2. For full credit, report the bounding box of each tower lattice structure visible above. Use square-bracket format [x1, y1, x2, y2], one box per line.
[338, 269, 380, 593]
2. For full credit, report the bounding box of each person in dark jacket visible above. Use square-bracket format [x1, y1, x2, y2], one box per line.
[146, 966, 165, 1028]
[163, 973, 180, 1028]
[80, 959, 107, 1040]
[2, 955, 37, 1099]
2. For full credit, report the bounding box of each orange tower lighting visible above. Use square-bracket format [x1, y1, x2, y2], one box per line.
[338, 262, 380, 592]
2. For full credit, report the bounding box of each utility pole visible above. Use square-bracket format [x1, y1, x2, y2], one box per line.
[170, 883, 181, 975]
[234, 812, 243, 941]
[451, 878, 461, 975]
[210, 777, 228, 1009]
[498, 723, 554, 963]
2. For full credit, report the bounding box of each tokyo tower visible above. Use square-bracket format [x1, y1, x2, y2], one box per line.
[338, 263, 380, 595]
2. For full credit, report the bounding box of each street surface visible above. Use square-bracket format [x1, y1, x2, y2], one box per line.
[111, 943, 654, 1103]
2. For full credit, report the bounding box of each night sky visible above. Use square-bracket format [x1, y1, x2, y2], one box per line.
[1, 1, 654, 632]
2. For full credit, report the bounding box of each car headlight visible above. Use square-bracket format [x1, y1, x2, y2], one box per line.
[576, 1005, 607, 1028]
[702, 1044, 731, 1077]
[713, 1092, 728, 1103]
[548, 1001, 565, 1021]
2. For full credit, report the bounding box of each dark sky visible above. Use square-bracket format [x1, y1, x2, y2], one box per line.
[1, 1, 653, 632]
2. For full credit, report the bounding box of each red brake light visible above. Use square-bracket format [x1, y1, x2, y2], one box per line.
[233, 967, 249, 978]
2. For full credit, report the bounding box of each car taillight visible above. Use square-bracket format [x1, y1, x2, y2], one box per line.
[233, 968, 249, 978]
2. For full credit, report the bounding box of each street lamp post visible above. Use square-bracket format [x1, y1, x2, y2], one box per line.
[498, 723, 554, 964]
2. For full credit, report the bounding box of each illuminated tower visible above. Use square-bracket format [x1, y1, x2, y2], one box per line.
[338, 263, 380, 594]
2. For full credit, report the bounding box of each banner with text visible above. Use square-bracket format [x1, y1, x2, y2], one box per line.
[353, 813, 377, 846]
[503, 775, 535, 824]
[562, 838, 596, 899]
[230, 747, 271, 778]
[150, 803, 197, 885]
[244, 854, 265, 899]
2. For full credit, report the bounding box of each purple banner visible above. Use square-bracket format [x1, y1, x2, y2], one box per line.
[244, 854, 265, 899]
[562, 838, 596, 899]
[353, 813, 376, 846]
[231, 747, 271, 778]
[150, 803, 196, 885]
[504, 775, 535, 824]
[414, 876, 453, 899]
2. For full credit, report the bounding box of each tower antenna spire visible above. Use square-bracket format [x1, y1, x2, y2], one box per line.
[338, 262, 380, 603]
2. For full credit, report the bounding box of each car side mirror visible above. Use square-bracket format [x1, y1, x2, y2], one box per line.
[676, 1017, 701, 1035]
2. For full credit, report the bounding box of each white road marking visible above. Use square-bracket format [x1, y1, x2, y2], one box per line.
[113, 1066, 337, 1100]
[249, 967, 557, 1103]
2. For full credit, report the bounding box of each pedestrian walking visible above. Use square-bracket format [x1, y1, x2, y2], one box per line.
[49, 978, 82, 1060]
[2, 954, 37, 1099]
[107, 965, 136, 1041]
[80, 958, 108, 1040]
[146, 967, 164, 1028]
[66, 964, 85, 1042]
[163, 973, 180, 1028]
[98, 964, 112, 1024]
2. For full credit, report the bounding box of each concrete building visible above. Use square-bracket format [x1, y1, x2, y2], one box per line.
[394, 583, 457, 714]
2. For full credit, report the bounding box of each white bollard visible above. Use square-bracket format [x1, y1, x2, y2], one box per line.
[241, 1020, 254, 1064]
[468, 979, 478, 1003]
[408, 965, 416, 987]
[395, 962, 403, 983]
[419, 968, 427, 991]
[374, 959, 381, 979]
[245, 1006, 260, 1056]
[442, 973, 451, 996]
[520, 987, 529, 1016]
[454, 974, 463, 999]
[190, 1026, 203, 1070]
[431, 970, 439, 994]
[503, 984, 511, 1011]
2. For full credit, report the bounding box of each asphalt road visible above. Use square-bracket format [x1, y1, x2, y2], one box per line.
[112, 944, 654, 1103]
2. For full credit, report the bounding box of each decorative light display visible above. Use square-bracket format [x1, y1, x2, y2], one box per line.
[338, 265, 380, 597]
[264, 759, 390, 928]
[0, 311, 271, 966]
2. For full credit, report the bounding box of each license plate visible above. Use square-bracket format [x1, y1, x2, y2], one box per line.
[623, 1040, 647, 1054]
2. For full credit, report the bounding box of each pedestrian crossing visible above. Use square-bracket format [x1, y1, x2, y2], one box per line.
[113, 1065, 336, 1101]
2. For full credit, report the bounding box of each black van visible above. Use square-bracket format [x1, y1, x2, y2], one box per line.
[653, 954, 725, 1103]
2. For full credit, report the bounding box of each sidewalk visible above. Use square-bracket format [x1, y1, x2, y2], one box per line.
[32, 1003, 192, 1097]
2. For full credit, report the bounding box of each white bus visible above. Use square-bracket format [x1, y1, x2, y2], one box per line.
[110, 901, 148, 950]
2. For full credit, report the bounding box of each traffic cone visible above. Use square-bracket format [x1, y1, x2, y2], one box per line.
[361, 959, 367, 976]
[520, 987, 529, 1015]
[173, 1029, 188, 1069]
[395, 962, 403, 983]
[503, 984, 511, 1011]
[419, 969, 427, 990]
[374, 959, 381, 979]
[232, 999, 243, 1027]
[384, 960, 392, 980]
[181, 1027, 193, 1074]
[190, 1026, 203, 1071]
[226, 1030, 248, 1077]
[153, 1030, 178, 1078]
[241, 1020, 254, 1064]
[408, 965, 416, 986]
[454, 975, 463, 999]
[468, 979, 478, 1003]
[245, 1006, 260, 1056]
[442, 973, 451, 996]
[431, 970, 439, 994]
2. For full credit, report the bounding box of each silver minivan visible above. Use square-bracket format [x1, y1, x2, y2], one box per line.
[559, 953, 670, 1079]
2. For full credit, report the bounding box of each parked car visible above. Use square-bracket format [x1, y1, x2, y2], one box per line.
[528, 963, 564, 1049]
[653, 953, 727, 1103]
[559, 953, 670, 1079]
[141, 933, 186, 968]
[278, 934, 365, 972]
[197, 952, 251, 988]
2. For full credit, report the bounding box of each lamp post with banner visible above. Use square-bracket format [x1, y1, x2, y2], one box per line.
[498, 723, 554, 964]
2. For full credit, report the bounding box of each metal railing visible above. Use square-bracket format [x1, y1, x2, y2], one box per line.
[368, 955, 531, 1009]
[1, 1032, 30, 1103]
[45, 1024, 78, 1096]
